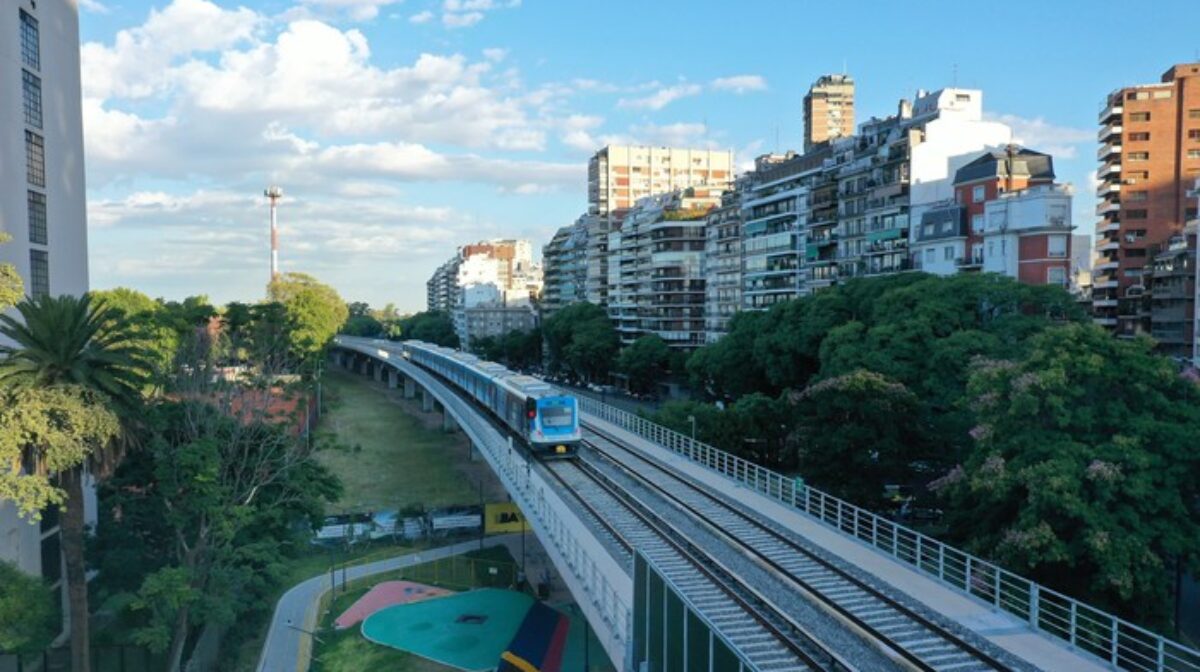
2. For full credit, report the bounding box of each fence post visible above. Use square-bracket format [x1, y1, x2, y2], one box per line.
[1029, 583, 1040, 629]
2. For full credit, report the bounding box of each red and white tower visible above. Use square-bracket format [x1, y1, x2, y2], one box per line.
[264, 185, 283, 280]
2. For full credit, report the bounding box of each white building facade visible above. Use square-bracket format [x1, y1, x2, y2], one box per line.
[0, 0, 92, 637]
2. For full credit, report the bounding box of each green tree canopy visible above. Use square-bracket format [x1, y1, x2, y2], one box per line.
[617, 334, 671, 394]
[0, 560, 57, 653]
[268, 273, 349, 371]
[0, 233, 24, 310]
[936, 324, 1200, 625]
[398, 310, 459, 348]
[542, 302, 617, 381]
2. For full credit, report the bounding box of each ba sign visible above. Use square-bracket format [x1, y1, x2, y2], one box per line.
[485, 503, 530, 533]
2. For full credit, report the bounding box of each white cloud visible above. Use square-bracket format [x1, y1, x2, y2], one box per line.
[987, 113, 1092, 160]
[442, 11, 483, 27]
[298, 0, 404, 21]
[617, 83, 702, 111]
[710, 75, 767, 94]
[628, 122, 711, 148]
[409, 10, 434, 23]
[482, 48, 508, 62]
[78, 0, 111, 14]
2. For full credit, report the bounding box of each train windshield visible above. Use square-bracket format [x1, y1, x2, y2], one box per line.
[540, 406, 574, 427]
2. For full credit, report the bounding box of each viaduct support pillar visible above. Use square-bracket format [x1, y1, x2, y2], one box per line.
[404, 378, 416, 399]
[442, 411, 458, 433]
[387, 369, 398, 389]
[421, 388, 433, 413]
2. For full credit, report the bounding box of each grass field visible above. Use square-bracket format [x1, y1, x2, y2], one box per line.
[316, 369, 477, 512]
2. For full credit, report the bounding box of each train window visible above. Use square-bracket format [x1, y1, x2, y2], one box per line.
[541, 406, 574, 427]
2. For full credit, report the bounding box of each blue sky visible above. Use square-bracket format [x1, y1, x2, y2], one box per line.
[79, 0, 1200, 311]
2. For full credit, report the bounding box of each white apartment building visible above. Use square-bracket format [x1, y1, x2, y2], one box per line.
[0, 0, 92, 637]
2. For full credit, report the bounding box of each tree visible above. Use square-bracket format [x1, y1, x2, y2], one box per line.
[0, 233, 24, 309]
[542, 303, 616, 381]
[398, 311, 459, 348]
[935, 324, 1200, 626]
[0, 294, 150, 672]
[90, 288, 180, 384]
[617, 334, 671, 394]
[0, 560, 58, 653]
[342, 313, 384, 338]
[789, 370, 923, 507]
[268, 273, 349, 373]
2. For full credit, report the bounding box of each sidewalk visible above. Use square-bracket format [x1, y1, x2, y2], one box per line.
[256, 534, 519, 672]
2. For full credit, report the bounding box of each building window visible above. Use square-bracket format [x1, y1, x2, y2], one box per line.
[1129, 132, 1150, 142]
[924, 248, 935, 263]
[22, 70, 42, 129]
[1127, 151, 1149, 162]
[1047, 266, 1067, 286]
[1048, 235, 1067, 258]
[972, 185, 985, 202]
[1189, 149, 1200, 160]
[19, 10, 39, 71]
[25, 131, 45, 187]
[1126, 170, 1150, 182]
[27, 191, 47, 245]
[1189, 129, 1200, 141]
[1125, 209, 1148, 220]
[1190, 109, 1200, 119]
[29, 250, 49, 298]
[1152, 90, 1172, 99]
[971, 213, 984, 233]
[944, 246, 954, 261]
[1126, 190, 1148, 202]
[1129, 112, 1151, 122]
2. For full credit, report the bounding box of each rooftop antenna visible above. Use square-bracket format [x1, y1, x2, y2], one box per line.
[264, 185, 283, 281]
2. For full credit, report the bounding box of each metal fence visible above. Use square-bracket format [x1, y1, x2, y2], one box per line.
[402, 553, 519, 591]
[578, 396, 1200, 672]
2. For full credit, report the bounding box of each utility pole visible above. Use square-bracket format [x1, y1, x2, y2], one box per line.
[265, 185, 284, 283]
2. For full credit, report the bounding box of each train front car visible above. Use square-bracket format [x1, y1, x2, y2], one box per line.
[529, 394, 580, 458]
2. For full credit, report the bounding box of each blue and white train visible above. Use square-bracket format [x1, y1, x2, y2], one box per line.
[396, 340, 581, 458]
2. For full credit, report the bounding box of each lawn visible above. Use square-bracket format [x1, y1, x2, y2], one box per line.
[316, 368, 477, 512]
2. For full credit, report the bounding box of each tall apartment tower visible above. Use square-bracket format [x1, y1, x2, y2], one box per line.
[0, 0, 91, 638]
[1093, 63, 1200, 335]
[584, 145, 733, 306]
[804, 74, 855, 152]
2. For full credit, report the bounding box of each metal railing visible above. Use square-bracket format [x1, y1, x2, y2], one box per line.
[578, 396, 1200, 672]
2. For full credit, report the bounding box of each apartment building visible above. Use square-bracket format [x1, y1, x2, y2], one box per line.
[584, 145, 732, 308]
[804, 74, 855, 152]
[609, 187, 723, 349]
[740, 151, 821, 308]
[1144, 227, 1196, 363]
[0, 0, 91, 637]
[541, 217, 588, 316]
[702, 189, 744, 342]
[1094, 63, 1200, 335]
[913, 146, 1064, 279]
[426, 256, 462, 312]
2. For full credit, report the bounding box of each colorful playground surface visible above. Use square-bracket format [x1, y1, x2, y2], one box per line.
[360, 588, 612, 671]
[334, 580, 452, 629]
[362, 588, 534, 671]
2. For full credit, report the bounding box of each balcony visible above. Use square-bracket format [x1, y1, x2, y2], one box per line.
[1096, 219, 1120, 234]
[1096, 200, 1120, 215]
[956, 255, 984, 269]
[1097, 142, 1123, 160]
[1095, 260, 1119, 271]
[1093, 298, 1119, 308]
[1098, 101, 1123, 122]
[1093, 277, 1119, 289]
[1098, 162, 1122, 177]
[1093, 317, 1119, 327]
[1098, 123, 1123, 142]
[1097, 239, 1120, 252]
[1096, 182, 1121, 197]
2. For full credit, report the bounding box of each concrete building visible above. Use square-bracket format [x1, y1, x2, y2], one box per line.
[1145, 227, 1196, 363]
[455, 303, 538, 350]
[1093, 63, 1200, 335]
[740, 152, 817, 308]
[804, 74, 855, 152]
[0, 0, 92, 638]
[584, 145, 733, 310]
[703, 189, 744, 342]
[426, 256, 462, 312]
[610, 187, 723, 349]
[913, 146, 1065, 280]
[541, 217, 588, 316]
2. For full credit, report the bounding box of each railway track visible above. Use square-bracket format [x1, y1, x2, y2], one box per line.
[544, 457, 856, 672]
[581, 424, 1021, 672]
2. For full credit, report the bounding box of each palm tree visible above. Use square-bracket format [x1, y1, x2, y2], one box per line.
[0, 294, 151, 672]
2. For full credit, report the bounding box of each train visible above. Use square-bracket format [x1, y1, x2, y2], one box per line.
[351, 338, 581, 459]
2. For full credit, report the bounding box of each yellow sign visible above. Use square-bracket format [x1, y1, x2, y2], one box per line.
[485, 502, 531, 534]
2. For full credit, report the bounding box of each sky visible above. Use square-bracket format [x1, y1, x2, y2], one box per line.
[79, 0, 1200, 312]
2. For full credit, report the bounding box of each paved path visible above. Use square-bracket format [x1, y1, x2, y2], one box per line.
[256, 535, 519, 672]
